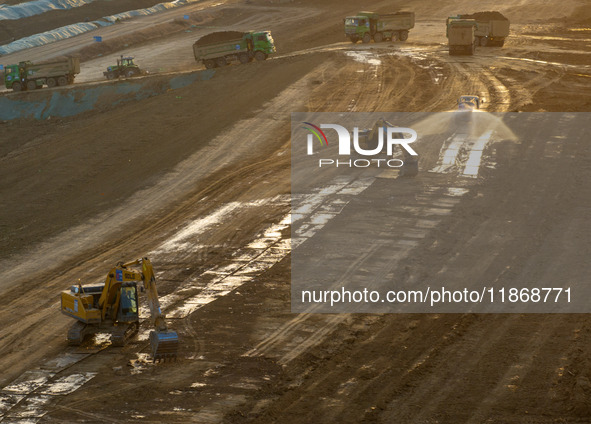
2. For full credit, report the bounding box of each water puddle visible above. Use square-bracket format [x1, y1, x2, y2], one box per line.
[4, 395, 53, 419]
[430, 133, 467, 173]
[446, 187, 469, 197]
[38, 373, 96, 396]
[1, 371, 96, 421]
[463, 130, 493, 177]
[229, 382, 259, 390]
[1, 371, 54, 395]
[153, 202, 241, 254]
[500, 55, 591, 70]
[0, 393, 25, 415]
[389, 49, 445, 84]
[521, 34, 591, 42]
[190, 382, 207, 388]
[344, 51, 382, 66]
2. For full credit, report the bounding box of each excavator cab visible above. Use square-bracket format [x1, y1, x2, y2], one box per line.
[116, 283, 139, 323]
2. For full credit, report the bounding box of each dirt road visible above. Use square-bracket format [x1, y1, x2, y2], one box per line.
[1, 0, 590, 422]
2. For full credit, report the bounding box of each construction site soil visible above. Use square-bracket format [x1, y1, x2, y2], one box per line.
[1, 0, 590, 423]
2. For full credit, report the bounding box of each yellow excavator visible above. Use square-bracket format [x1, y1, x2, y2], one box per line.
[60, 257, 178, 361]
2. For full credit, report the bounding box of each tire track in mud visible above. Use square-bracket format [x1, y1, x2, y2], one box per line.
[243, 113, 590, 423]
[0, 57, 329, 387]
[244, 65, 511, 367]
[238, 42, 514, 381]
[370, 116, 588, 422]
[2, 15, 586, 421]
[0, 46, 478, 415]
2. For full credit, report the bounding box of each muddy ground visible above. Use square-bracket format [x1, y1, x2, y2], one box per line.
[1, 0, 591, 422]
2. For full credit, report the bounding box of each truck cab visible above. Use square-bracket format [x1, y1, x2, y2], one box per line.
[249, 31, 276, 55]
[3, 64, 23, 89]
[344, 12, 375, 42]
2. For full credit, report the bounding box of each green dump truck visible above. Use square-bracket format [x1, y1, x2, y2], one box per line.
[3, 56, 80, 92]
[459, 12, 510, 47]
[344, 11, 415, 43]
[446, 18, 478, 55]
[193, 30, 276, 69]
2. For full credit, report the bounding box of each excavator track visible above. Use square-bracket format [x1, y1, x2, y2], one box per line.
[111, 322, 139, 347]
[67, 321, 91, 346]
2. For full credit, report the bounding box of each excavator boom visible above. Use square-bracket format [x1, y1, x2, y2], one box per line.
[134, 258, 179, 361]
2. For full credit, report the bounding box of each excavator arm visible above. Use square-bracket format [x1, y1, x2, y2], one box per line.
[98, 258, 178, 361]
[133, 258, 167, 331]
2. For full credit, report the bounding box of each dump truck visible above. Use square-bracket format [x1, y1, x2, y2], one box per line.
[458, 11, 510, 47]
[193, 30, 276, 69]
[446, 18, 477, 55]
[60, 257, 178, 361]
[104, 56, 142, 79]
[344, 11, 415, 43]
[3, 56, 80, 92]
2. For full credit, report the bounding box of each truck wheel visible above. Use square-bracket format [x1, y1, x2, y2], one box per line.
[47, 78, 57, 88]
[26, 80, 37, 91]
[57, 76, 67, 86]
[479, 37, 488, 47]
[12, 82, 22, 92]
[216, 57, 227, 67]
[350, 36, 359, 44]
[254, 51, 266, 61]
[204, 60, 216, 69]
[125, 69, 138, 78]
[374, 32, 383, 43]
[497, 40, 505, 47]
[239, 53, 250, 64]
[399, 30, 409, 42]
[362, 33, 371, 43]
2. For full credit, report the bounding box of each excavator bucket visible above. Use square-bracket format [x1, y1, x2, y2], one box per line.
[150, 330, 179, 362]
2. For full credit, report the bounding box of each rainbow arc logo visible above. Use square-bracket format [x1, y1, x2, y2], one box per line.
[302, 122, 328, 153]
